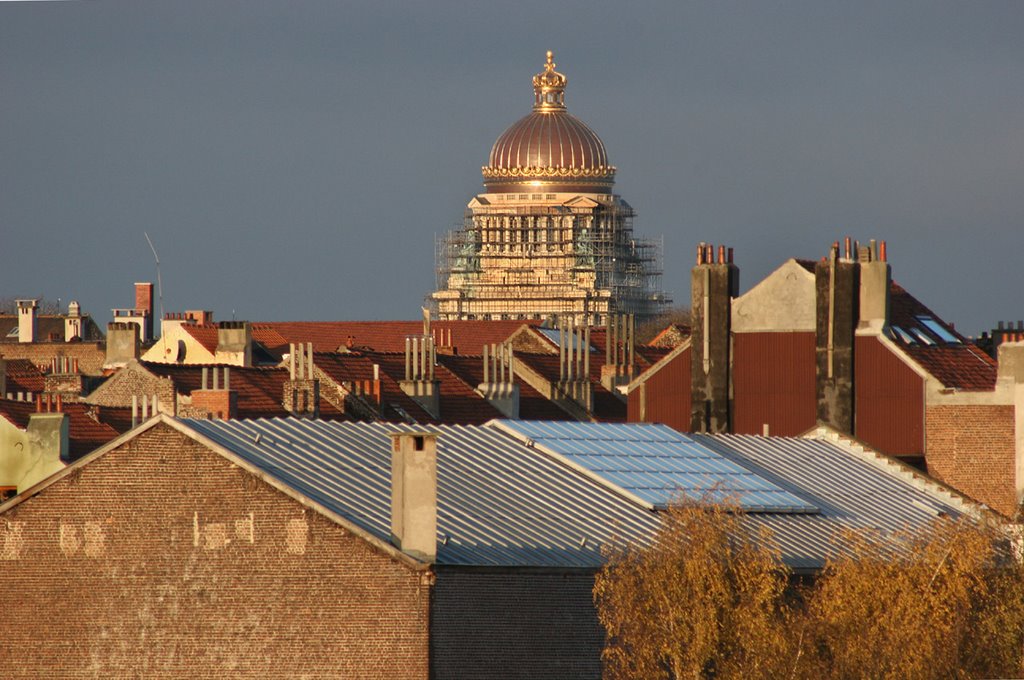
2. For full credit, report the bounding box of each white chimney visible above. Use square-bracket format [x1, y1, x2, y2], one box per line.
[389, 431, 438, 562]
[16, 299, 38, 343]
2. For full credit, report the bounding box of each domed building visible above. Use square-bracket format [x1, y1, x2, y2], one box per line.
[432, 52, 670, 325]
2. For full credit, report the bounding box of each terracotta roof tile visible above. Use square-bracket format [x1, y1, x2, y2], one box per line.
[3, 358, 45, 394]
[887, 282, 997, 391]
[180, 324, 220, 354]
[138, 362, 346, 420]
[254, 320, 531, 356]
[437, 354, 573, 422]
[513, 353, 627, 422]
[0, 400, 120, 460]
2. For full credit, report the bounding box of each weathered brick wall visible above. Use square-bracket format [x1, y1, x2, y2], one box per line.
[83, 368, 177, 413]
[0, 343, 106, 375]
[925, 404, 1017, 517]
[0, 423, 430, 678]
[432, 569, 604, 680]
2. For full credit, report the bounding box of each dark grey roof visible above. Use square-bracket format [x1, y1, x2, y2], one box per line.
[181, 418, 973, 572]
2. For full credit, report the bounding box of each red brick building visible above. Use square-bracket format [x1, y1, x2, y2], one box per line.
[627, 241, 1024, 517]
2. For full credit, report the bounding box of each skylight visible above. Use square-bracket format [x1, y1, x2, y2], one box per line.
[916, 316, 961, 344]
[494, 420, 819, 514]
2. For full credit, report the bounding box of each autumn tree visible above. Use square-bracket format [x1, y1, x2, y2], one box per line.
[593, 499, 792, 680]
[796, 518, 1024, 680]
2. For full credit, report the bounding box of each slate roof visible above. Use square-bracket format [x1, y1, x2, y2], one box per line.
[178, 418, 976, 573]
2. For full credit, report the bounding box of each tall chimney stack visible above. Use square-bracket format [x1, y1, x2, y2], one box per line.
[857, 240, 891, 332]
[135, 282, 154, 342]
[389, 432, 438, 562]
[690, 244, 739, 433]
[815, 240, 858, 433]
[16, 299, 38, 344]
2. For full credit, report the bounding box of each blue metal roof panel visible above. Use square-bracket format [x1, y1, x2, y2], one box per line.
[494, 420, 819, 513]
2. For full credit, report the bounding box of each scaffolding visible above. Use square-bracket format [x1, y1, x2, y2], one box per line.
[432, 196, 671, 324]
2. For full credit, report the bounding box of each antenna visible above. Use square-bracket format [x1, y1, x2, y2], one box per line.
[144, 232, 165, 323]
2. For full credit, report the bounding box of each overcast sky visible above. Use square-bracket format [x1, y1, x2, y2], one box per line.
[2, 1, 1021, 336]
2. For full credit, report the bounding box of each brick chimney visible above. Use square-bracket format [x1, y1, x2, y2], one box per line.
[16, 299, 38, 344]
[135, 283, 154, 341]
[0, 358, 6, 399]
[104, 322, 140, 368]
[815, 240, 858, 433]
[400, 336, 441, 419]
[479, 342, 519, 419]
[690, 244, 739, 433]
[191, 366, 237, 420]
[857, 239, 890, 333]
[216, 321, 252, 367]
[389, 431, 438, 562]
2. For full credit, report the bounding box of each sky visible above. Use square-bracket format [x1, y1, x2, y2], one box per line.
[1, 1, 1021, 336]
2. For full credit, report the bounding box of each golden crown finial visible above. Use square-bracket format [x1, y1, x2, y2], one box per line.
[533, 50, 567, 111]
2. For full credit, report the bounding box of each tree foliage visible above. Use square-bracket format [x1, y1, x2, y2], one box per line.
[595, 502, 1024, 680]
[593, 500, 791, 679]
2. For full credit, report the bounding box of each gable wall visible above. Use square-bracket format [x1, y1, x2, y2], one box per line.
[855, 336, 924, 456]
[627, 347, 690, 430]
[733, 332, 816, 436]
[0, 423, 429, 679]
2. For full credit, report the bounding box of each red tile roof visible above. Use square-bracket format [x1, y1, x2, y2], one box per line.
[370, 353, 505, 425]
[513, 353, 627, 422]
[311, 352, 434, 423]
[887, 282, 997, 391]
[139, 362, 346, 420]
[253, 320, 531, 356]
[0, 400, 121, 459]
[438, 354, 573, 421]
[3, 358, 45, 394]
[180, 324, 220, 354]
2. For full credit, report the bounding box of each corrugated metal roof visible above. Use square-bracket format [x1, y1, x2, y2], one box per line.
[184, 418, 660, 569]
[181, 418, 971, 573]
[494, 420, 818, 513]
[693, 433, 972, 570]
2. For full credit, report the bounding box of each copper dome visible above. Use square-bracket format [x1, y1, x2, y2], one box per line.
[482, 52, 616, 193]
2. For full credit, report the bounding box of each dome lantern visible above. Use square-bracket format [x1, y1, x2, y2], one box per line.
[482, 51, 616, 193]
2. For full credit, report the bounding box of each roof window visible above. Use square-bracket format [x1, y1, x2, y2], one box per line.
[916, 316, 961, 344]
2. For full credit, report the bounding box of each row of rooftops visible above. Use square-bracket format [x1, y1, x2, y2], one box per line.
[3, 413, 980, 573]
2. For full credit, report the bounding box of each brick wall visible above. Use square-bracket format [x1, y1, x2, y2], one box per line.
[0, 423, 430, 678]
[83, 368, 177, 413]
[925, 404, 1017, 517]
[432, 569, 604, 679]
[0, 343, 106, 376]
